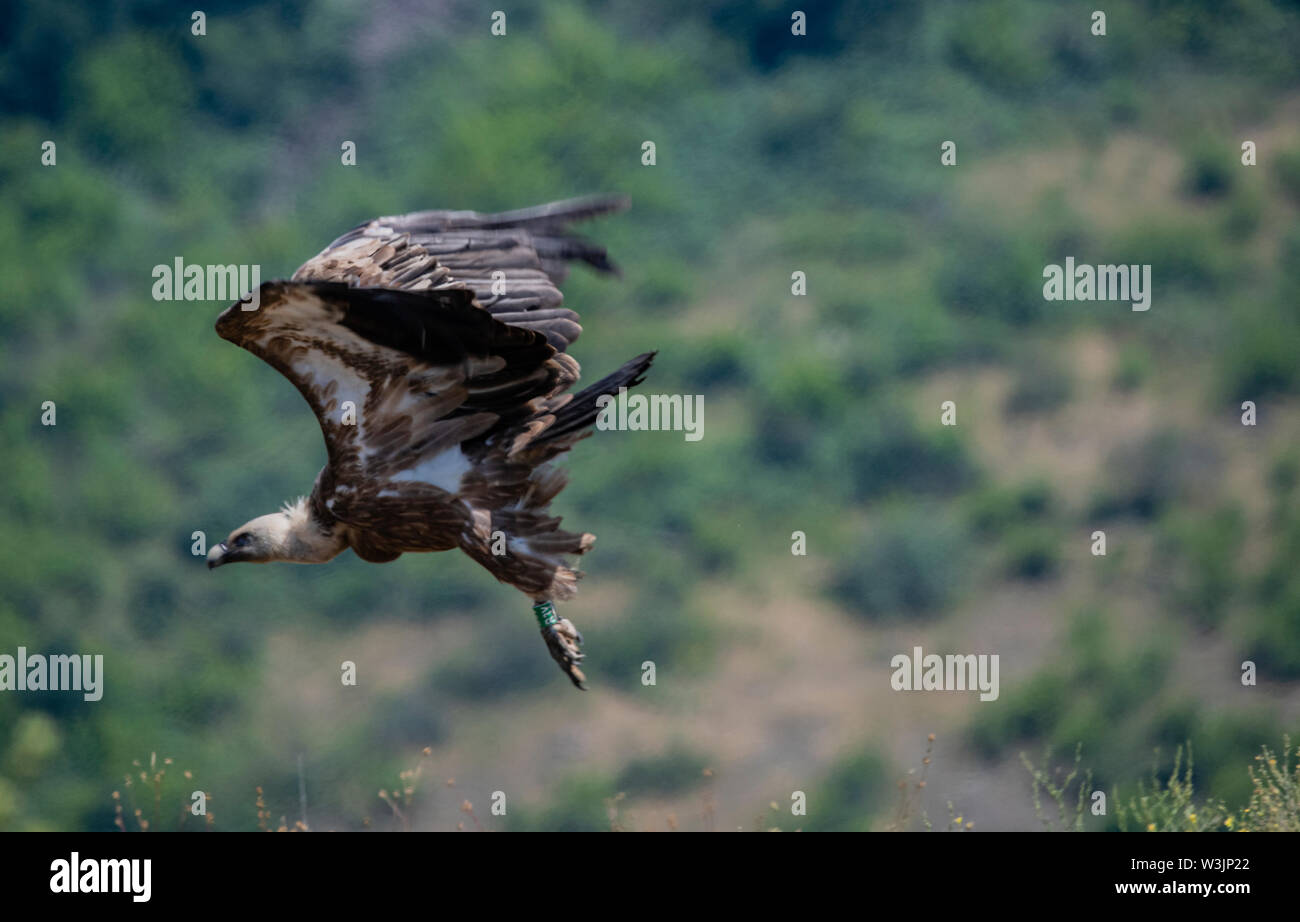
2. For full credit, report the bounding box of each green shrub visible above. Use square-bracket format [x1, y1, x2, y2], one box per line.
[939, 229, 1045, 325]
[1220, 315, 1300, 400]
[583, 593, 715, 690]
[1221, 184, 1263, 238]
[1275, 147, 1300, 204]
[615, 747, 710, 797]
[1156, 506, 1243, 629]
[1241, 739, 1300, 831]
[804, 746, 889, 831]
[947, 0, 1050, 96]
[844, 408, 979, 501]
[1182, 143, 1235, 198]
[1111, 342, 1153, 391]
[1107, 223, 1232, 294]
[972, 671, 1071, 757]
[1002, 525, 1062, 580]
[1242, 590, 1300, 679]
[1089, 431, 1215, 520]
[830, 505, 970, 621]
[506, 774, 617, 832]
[965, 479, 1055, 536]
[1113, 746, 1228, 832]
[1004, 354, 1073, 414]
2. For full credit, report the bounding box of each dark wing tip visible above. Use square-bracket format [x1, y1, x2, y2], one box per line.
[627, 350, 657, 388]
[479, 195, 631, 229]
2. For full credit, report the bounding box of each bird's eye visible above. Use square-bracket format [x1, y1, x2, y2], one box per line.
[232, 534, 252, 548]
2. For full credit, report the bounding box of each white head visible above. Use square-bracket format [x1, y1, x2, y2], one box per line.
[207, 498, 344, 568]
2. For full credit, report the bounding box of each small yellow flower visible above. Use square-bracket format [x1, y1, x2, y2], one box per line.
[1225, 817, 1235, 828]
[1146, 823, 1156, 832]
[955, 816, 963, 824]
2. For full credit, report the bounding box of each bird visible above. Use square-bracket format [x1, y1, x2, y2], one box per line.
[207, 196, 655, 689]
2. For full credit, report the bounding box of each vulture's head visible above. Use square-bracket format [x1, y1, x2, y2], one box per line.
[207, 513, 293, 568]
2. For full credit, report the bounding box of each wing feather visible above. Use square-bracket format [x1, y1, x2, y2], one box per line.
[291, 195, 628, 353]
[214, 280, 563, 512]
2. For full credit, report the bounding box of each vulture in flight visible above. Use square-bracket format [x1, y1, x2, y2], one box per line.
[208, 196, 655, 689]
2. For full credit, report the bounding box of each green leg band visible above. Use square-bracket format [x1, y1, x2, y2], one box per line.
[533, 600, 558, 629]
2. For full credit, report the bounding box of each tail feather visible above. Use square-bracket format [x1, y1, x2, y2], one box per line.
[539, 351, 656, 444]
[460, 506, 592, 601]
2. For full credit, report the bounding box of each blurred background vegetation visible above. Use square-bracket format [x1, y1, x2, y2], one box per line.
[2, 0, 1299, 830]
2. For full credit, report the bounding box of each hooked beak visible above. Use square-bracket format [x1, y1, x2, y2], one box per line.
[207, 542, 229, 569]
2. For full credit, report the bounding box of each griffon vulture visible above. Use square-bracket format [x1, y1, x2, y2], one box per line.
[208, 196, 655, 688]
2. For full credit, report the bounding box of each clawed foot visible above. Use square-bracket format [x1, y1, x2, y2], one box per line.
[535, 601, 586, 690]
[530, 600, 587, 686]
[542, 617, 586, 689]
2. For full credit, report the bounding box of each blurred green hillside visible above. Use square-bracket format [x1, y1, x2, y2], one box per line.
[2, 0, 1299, 830]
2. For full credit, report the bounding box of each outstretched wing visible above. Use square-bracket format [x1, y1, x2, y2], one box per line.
[214, 281, 566, 518]
[290, 195, 628, 353]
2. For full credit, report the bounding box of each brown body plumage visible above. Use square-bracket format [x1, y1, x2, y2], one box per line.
[208, 197, 655, 687]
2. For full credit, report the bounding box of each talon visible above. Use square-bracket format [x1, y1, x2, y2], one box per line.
[534, 601, 587, 689]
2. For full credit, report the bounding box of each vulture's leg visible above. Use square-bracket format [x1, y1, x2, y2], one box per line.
[534, 600, 587, 690]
